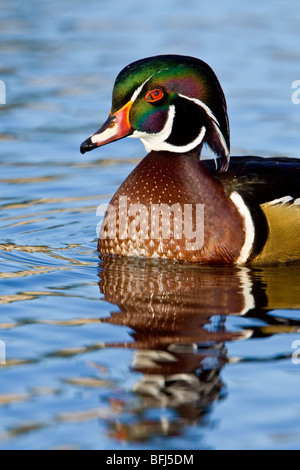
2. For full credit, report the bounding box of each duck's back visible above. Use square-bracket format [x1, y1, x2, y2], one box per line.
[205, 156, 300, 264]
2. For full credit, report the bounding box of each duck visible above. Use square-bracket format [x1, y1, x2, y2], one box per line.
[80, 54, 300, 265]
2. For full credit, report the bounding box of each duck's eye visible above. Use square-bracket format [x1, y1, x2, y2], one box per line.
[145, 89, 164, 103]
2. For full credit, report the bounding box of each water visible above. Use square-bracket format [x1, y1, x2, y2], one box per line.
[0, 0, 300, 450]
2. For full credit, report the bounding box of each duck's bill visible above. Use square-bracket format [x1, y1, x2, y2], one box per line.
[80, 101, 133, 154]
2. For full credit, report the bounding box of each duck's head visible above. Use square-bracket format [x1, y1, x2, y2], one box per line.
[80, 55, 230, 171]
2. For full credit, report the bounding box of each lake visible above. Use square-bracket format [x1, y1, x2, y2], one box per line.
[0, 0, 300, 450]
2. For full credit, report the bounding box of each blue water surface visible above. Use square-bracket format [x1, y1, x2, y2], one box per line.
[0, 0, 300, 450]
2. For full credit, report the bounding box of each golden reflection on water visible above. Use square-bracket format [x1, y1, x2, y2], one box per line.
[96, 256, 300, 443]
[0, 245, 300, 444]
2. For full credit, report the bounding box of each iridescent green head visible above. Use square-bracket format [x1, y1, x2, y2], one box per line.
[81, 55, 230, 171]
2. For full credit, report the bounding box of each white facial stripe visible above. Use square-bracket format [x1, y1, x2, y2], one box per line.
[211, 122, 229, 154]
[179, 93, 222, 126]
[91, 74, 157, 146]
[150, 125, 206, 153]
[130, 73, 156, 103]
[130, 84, 224, 155]
[131, 105, 206, 153]
[131, 105, 175, 150]
[230, 192, 255, 265]
[178, 94, 230, 158]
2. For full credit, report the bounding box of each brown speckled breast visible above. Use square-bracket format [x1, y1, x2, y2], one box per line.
[98, 151, 245, 263]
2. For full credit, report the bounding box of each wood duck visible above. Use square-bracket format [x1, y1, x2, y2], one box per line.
[81, 55, 300, 265]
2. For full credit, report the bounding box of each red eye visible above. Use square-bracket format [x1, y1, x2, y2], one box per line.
[145, 89, 164, 103]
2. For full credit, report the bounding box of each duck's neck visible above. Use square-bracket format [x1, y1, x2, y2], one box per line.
[99, 151, 246, 263]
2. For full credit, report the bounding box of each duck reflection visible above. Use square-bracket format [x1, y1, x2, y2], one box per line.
[97, 256, 300, 443]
